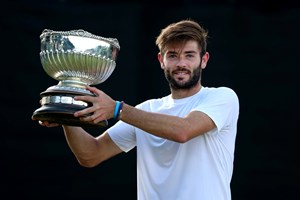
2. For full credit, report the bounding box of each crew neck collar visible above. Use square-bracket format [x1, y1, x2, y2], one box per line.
[168, 86, 205, 104]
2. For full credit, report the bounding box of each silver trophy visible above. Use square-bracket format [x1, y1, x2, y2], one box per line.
[32, 29, 120, 127]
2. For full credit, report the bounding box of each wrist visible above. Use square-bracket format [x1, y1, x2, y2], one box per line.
[113, 101, 124, 119]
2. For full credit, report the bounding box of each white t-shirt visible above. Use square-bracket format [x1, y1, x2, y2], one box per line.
[107, 86, 239, 200]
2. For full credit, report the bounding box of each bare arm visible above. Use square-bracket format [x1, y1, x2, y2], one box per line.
[37, 121, 123, 167]
[63, 126, 123, 167]
[75, 86, 216, 143]
[118, 104, 215, 143]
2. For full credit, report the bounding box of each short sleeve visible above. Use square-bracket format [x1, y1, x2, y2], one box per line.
[107, 121, 136, 152]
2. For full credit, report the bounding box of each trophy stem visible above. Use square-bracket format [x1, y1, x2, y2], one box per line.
[58, 79, 90, 88]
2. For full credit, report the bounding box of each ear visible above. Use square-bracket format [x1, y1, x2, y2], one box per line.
[158, 52, 165, 69]
[201, 52, 209, 69]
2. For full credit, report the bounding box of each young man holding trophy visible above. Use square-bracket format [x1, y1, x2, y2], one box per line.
[33, 19, 240, 200]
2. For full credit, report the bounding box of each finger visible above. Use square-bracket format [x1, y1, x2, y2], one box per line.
[39, 120, 46, 126]
[74, 95, 94, 102]
[39, 121, 59, 127]
[80, 113, 106, 124]
[74, 106, 96, 117]
[79, 115, 91, 122]
[93, 114, 108, 124]
[86, 86, 102, 96]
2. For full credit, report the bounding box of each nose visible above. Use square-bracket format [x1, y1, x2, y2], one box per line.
[176, 58, 187, 68]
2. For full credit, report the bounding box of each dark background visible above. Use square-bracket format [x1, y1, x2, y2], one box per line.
[1, 0, 299, 199]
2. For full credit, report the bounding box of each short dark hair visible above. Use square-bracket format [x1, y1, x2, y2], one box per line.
[155, 19, 208, 57]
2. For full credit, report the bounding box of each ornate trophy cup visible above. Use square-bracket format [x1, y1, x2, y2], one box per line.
[32, 29, 120, 127]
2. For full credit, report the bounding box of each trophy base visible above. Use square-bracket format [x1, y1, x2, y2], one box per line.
[32, 86, 108, 128]
[32, 105, 108, 128]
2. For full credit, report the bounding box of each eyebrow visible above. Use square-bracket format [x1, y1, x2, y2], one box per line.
[167, 50, 197, 54]
[184, 50, 197, 54]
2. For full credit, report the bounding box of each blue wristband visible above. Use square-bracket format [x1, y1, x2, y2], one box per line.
[116, 101, 124, 119]
[113, 101, 121, 119]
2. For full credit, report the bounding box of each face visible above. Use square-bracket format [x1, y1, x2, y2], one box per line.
[158, 40, 209, 90]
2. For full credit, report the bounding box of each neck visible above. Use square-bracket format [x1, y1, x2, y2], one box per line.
[171, 84, 202, 99]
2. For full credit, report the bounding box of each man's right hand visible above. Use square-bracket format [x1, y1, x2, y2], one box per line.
[36, 120, 60, 128]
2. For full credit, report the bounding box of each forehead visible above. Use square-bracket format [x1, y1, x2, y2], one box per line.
[165, 40, 200, 54]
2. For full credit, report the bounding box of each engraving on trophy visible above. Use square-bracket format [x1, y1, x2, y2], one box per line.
[32, 29, 120, 127]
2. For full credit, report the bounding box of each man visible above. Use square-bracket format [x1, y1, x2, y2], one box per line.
[36, 19, 239, 200]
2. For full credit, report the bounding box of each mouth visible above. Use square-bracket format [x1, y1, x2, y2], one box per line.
[173, 70, 190, 79]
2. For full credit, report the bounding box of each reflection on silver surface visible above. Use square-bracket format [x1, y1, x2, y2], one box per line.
[40, 29, 120, 87]
[41, 96, 88, 107]
[32, 29, 119, 127]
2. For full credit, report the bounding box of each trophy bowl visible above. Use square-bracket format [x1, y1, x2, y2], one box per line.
[32, 29, 120, 127]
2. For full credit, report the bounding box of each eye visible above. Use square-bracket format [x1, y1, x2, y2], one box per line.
[167, 54, 177, 59]
[186, 54, 195, 58]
